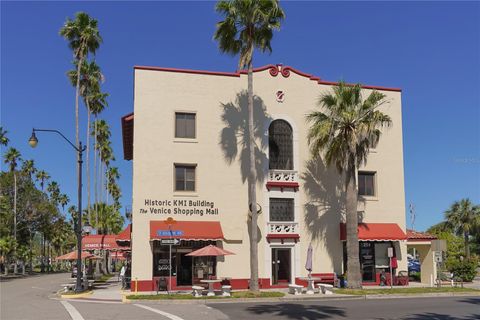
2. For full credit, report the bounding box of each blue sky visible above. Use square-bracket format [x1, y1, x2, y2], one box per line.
[2, 1, 479, 231]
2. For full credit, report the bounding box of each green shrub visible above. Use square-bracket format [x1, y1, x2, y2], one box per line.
[446, 258, 478, 282]
[409, 271, 421, 282]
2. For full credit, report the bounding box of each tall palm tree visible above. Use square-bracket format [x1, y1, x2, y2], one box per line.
[214, 0, 285, 292]
[58, 194, 70, 214]
[106, 166, 120, 205]
[306, 82, 392, 288]
[92, 119, 111, 226]
[35, 170, 50, 191]
[0, 126, 9, 146]
[21, 159, 36, 180]
[68, 60, 106, 225]
[59, 12, 102, 157]
[47, 181, 61, 206]
[444, 199, 480, 259]
[3, 147, 22, 274]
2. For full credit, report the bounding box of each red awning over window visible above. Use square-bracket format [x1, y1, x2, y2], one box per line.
[116, 224, 131, 243]
[150, 221, 224, 241]
[82, 235, 122, 250]
[340, 223, 407, 241]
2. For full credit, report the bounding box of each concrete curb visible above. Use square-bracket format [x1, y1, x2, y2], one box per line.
[60, 290, 93, 299]
[122, 291, 480, 305]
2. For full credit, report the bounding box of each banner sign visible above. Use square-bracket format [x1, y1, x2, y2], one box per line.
[140, 199, 219, 217]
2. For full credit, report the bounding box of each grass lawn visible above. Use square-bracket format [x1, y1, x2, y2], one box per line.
[126, 291, 285, 300]
[334, 287, 480, 295]
[96, 274, 114, 283]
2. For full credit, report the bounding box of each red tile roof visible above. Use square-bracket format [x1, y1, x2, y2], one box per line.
[406, 229, 437, 241]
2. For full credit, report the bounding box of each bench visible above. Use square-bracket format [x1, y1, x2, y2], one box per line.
[317, 283, 334, 295]
[192, 285, 204, 297]
[311, 273, 337, 286]
[221, 285, 232, 297]
[288, 284, 303, 295]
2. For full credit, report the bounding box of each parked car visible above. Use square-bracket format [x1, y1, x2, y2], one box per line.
[408, 257, 421, 273]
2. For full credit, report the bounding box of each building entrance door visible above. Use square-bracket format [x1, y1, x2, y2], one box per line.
[360, 242, 376, 282]
[272, 248, 291, 285]
[176, 252, 193, 286]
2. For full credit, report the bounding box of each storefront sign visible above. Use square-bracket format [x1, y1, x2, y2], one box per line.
[140, 199, 219, 216]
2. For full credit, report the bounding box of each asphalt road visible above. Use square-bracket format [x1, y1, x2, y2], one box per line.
[1, 273, 479, 320]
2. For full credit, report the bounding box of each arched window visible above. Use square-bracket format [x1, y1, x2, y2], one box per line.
[269, 120, 293, 170]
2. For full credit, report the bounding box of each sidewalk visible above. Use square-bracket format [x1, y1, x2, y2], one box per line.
[82, 274, 124, 302]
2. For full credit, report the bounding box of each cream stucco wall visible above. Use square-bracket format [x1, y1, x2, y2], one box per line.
[131, 65, 407, 283]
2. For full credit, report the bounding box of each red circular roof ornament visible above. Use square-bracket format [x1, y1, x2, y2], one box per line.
[164, 217, 176, 225]
[276, 90, 285, 103]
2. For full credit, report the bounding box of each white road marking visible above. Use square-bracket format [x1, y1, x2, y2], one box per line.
[134, 304, 185, 320]
[60, 300, 85, 320]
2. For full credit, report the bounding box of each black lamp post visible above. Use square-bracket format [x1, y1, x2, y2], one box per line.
[29, 128, 87, 293]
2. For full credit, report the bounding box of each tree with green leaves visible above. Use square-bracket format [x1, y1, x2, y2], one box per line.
[35, 170, 50, 191]
[3, 147, 22, 273]
[306, 82, 392, 288]
[0, 126, 9, 146]
[58, 194, 70, 214]
[21, 159, 36, 179]
[214, 0, 285, 291]
[60, 12, 102, 159]
[444, 198, 480, 259]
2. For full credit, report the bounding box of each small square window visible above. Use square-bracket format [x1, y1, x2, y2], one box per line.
[175, 112, 196, 138]
[269, 198, 294, 221]
[175, 165, 196, 191]
[358, 172, 376, 196]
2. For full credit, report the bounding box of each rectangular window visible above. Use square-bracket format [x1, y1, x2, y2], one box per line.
[175, 112, 196, 138]
[269, 198, 294, 221]
[358, 171, 376, 196]
[175, 164, 196, 191]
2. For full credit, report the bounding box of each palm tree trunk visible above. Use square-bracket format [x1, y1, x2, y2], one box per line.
[94, 119, 98, 230]
[464, 232, 470, 259]
[246, 61, 259, 292]
[13, 172, 17, 274]
[86, 104, 91, 225]
[346, 167, 361, 288]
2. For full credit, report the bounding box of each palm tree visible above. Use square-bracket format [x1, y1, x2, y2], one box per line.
[0, 126, 8, 146]
[58, 194, 70, 214]
[92, 119, 111, 226]
[47, 181, 61, 206]
[306, 82, 392, 288]
[214, 0, 285, 292]
[444, 199, 480, 259]
[35, 170, 50, 191]
[59, 12, 102, 157]
[3, 147, 22, 274]
[21, 159, 36, 180]
[68, 60, 106, 225]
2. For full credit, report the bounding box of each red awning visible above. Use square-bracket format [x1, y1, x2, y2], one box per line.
[150, 221, 224, 241]
[116, 224, 131, 244]
[340, 223, 407, 241]
[82, 235, 122, 250]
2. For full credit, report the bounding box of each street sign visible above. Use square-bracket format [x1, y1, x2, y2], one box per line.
[434, 251, 443, 263]
[157, 230, 183, 236]
[160, 239, 181, 245]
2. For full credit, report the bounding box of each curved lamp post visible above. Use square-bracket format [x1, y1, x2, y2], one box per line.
[29, 128, 88, 293]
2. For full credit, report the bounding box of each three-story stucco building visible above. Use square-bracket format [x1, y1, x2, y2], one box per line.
[122, 64, 408, 291]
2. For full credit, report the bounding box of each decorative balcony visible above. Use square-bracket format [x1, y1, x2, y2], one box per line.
[266, 170, 299, 191]
[266, 222, 300, 243]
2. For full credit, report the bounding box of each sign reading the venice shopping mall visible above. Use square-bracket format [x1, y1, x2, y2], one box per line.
[140, 199, 219, 217]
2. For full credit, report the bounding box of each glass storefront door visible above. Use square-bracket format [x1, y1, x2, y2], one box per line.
[272, 248, 291, 285]
[176, 252, 193, 286]
[360, 242, 376, 282]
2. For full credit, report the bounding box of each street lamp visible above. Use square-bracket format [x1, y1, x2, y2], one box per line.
[29, 128, 86, 293]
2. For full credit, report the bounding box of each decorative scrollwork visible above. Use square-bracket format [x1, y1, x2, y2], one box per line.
[269, 66, 279, 77]
[281, 67, 291, 78]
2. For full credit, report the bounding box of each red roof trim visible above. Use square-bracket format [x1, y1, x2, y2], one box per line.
[266, 181, 299, 192]
[134, 64, 402, 92]
[150, 221, 224, 240]
[406, 229, 437, 241]
[266, 234, 300, 239]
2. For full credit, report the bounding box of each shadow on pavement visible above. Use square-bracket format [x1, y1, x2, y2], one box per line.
[458, 297, 480, 305]
[395, 313, 480, 320]
[246, 303, 346, 319]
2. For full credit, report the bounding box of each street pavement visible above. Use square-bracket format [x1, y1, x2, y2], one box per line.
[1, 273, 479, 320]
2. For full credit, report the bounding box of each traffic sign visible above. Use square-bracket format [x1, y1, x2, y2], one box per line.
[160, 239, 181, 245]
